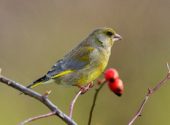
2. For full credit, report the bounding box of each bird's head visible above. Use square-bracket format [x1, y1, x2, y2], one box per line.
[90, 27, 122, 49]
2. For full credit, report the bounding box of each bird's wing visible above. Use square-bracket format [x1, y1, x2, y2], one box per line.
[47, 46, 94, 78]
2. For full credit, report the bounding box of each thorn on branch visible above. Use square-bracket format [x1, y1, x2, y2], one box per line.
[8, 81, 11, 85]
[0, 68, 2, 75]
[97, 79, 105, 85]
[166, 62, 170, 73]
[43, 90, 52, 98]
[147, 88, 152, 95]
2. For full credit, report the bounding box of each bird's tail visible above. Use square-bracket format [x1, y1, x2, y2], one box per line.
[26, 75, 50, 89]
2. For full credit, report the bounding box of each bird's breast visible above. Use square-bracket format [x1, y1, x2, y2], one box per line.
[90, 48, 110, 67]
[87, 48, 110, 78]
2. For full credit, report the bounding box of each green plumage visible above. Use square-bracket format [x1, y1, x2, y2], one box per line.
[26, 27, 122, 89]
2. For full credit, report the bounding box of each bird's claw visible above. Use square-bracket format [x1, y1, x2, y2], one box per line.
[79, 82, 94, 94]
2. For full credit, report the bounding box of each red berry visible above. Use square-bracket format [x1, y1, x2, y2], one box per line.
[104, 68, 119, 82]
[108, 78, 124, 96]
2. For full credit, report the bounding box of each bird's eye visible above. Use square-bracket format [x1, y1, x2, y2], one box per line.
[106, 31, 113, 36]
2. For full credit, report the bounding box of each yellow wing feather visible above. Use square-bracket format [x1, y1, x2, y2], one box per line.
[51, 70, 74, 79]
[29, 82, 43, 88]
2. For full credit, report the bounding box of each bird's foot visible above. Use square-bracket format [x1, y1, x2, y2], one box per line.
[78, 82, 94, 94]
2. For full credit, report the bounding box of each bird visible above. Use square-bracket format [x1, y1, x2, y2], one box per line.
[26, 27, 122, 90]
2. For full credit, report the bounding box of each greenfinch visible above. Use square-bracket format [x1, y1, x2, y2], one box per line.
[26, 27, 122, 89]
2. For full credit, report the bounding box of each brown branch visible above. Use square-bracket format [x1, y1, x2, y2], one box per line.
[128, 63, 170, 125]
[88, 80, 106, 125]
[69, 83, 92, 118]
[69, 90, 82, 118]
[0, 69, 77, 125]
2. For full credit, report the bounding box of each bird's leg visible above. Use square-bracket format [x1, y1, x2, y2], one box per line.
[78, 82, 94, 94]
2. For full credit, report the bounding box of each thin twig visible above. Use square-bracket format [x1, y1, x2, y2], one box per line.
[20, 111, 56, 125]
[88, 80, 106, 125]
[128, 63, 170, 125]
[69, 83, 91, 118]
[69, 90, 82, 118]
[19, 90, 54, 125]
[0, 70, 77, 125]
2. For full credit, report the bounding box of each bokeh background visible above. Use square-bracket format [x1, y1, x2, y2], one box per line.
[0, 0, 170, 125]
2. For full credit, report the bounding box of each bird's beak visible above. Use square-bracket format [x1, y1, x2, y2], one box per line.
[112, 33, 122, 41]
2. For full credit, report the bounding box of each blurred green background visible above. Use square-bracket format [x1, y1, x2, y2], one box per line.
[0, 0, 170, 125]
